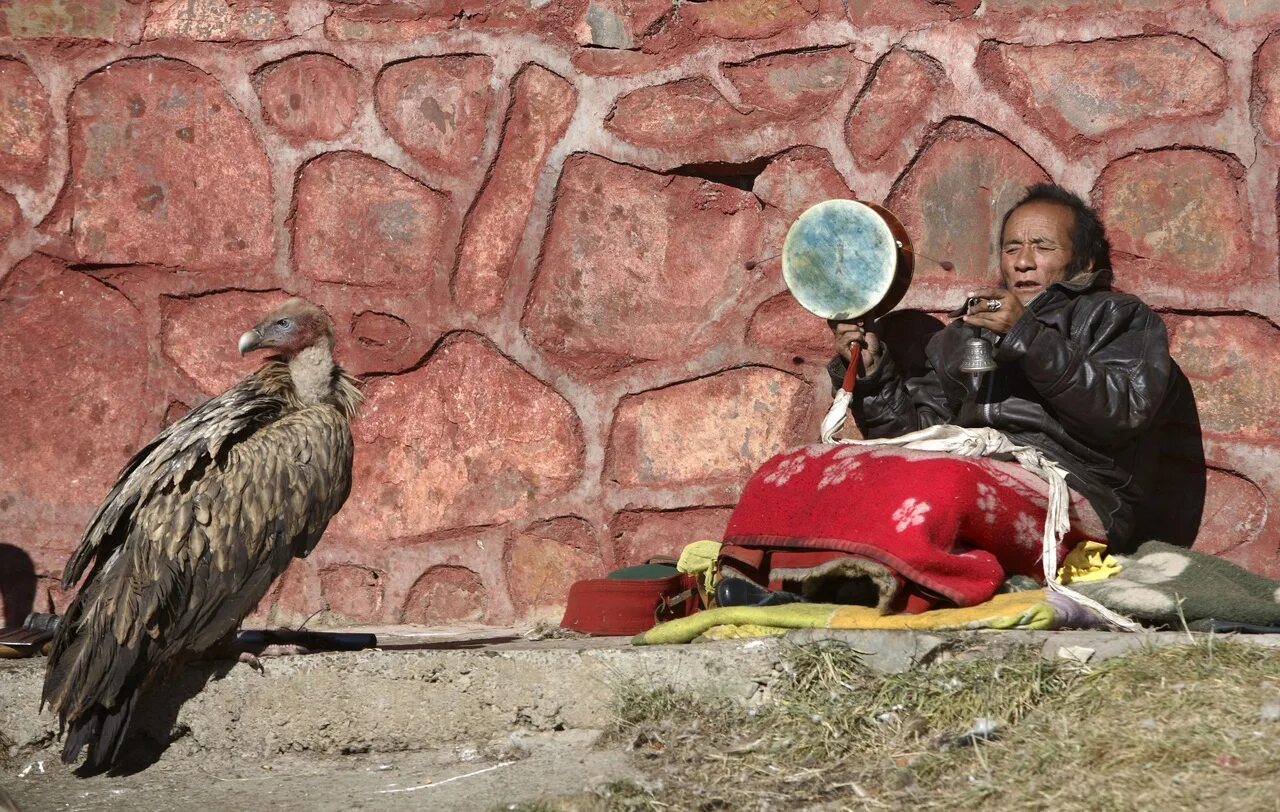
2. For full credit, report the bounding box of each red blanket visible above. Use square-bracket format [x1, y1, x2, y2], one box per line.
[723, 444, 1105, 608]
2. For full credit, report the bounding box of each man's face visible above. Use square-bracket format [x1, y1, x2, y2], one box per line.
[999, 200, 1088, 304]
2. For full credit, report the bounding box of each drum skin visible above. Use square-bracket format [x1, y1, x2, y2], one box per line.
[782, 199, 914, 321]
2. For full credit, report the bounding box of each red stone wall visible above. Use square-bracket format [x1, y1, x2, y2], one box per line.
[2, 0, 1279, 627]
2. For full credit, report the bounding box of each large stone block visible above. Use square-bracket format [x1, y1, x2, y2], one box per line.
[679, 0, 812, 40]
[458, 0, 588, 45]
[62, 58, 273, 269]
[325, 3, 456, 41]
[143, 0, 289, 41]
[752, 145, 855, 267]
[505, 517, 603, 619]
[606, 366, 811, 487]
[331, 333, 585, 541]
[402, 565, 486, 624]
[983, 0, 1166, 13]
[609, 508, 734, 566]
[0, 189, 21, 248]
[724, 47, 866, 118]
[746, 292, 833, 358]
[846, 48, 943, 166]
[886, 120, 1049, 301]
[347, 309, 417, 375]
[525, 154, 763, 375]
[1165, 315, 1280, 442]
[375, 56, 495, 179]
[572, 48, 671, 77]
[0, 0, 139, 40]
[0, 59, 53, 188]
[0, 255, 149, 543]
[847, 0, 978, 26]
[319, 564, 384, 621]
[1094, 149, 1253, 294]
[255, 53, 360, 143]
[293, 151, 449, 287]
[1188, 467, 1267, 558]
[752, 146, 853, 215]
[608, 48, 860, 150]
[1254, 31, 1280, 143]
[270, 557, 321, 624]
[454, 65, 576, 316]
[162, 290, 290, 395]
[576, 0, 669, 49]
[327, 0, 586, 44]
[607, 77, 749, 148]
[978, 36, 1227, 150]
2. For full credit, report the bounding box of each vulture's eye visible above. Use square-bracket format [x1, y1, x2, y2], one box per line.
[276, 318, 292, 329]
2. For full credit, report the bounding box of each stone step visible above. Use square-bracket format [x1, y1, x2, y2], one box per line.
[4, 627, 1280, 811]
[7, 626, 1280, 763]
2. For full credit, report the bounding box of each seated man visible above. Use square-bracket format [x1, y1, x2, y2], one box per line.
[721, 183, 1173, 611]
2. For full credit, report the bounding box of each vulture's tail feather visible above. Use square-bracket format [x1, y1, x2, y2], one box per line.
[62, 690, 140, 774]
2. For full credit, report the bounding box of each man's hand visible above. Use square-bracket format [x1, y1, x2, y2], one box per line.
[829, 319, 882, 376]
[961, 288, 1023, 335]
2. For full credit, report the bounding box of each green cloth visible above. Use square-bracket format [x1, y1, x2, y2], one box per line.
[1075, 541, 1280, 630]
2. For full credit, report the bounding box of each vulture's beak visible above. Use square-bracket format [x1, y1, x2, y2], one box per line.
[238, 329, 262, 356]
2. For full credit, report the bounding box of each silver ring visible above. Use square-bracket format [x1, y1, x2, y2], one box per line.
[987, 299, 1002, 312]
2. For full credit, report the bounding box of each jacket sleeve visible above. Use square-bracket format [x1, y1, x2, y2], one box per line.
[827, 349, 954, 439]
[992, 297, 1171, 446]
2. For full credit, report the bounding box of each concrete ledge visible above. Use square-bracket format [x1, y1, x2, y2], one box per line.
[5, 627, 1280, 766]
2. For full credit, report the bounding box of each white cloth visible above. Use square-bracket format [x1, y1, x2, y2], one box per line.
[821, 418, 1140, 631]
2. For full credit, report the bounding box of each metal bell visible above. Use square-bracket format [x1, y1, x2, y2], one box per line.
[959, 337, 997, 374]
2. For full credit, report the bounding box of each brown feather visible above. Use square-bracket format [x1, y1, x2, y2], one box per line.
[42, 302, 359, 773]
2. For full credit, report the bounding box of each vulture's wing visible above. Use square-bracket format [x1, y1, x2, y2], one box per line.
[45, 404, 354, 766]
[98, 405, 353, 659]
[62, 375, 288, 590]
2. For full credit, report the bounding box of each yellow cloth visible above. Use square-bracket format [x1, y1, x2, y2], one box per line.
[676, 540, 722, 605]
[634, 590, 1056, 645]
[1057, 540, 1122, 585]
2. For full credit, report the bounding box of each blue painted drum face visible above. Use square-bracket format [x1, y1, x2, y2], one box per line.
[782, 199, 898, 321]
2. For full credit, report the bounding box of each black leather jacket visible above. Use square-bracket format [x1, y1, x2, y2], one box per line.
[827, 270, 1172, 544]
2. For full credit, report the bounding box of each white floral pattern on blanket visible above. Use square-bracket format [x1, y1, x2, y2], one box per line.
[893, 498, 931, 532]
[976, 482, 998, 524]
[763, 453, 808, 487]
[1012, 512, 1040, 551]
[818, 447, 864, 489]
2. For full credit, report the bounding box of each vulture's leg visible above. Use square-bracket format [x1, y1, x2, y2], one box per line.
[202, 630, 268, 673]
[202, 630, 377, 668]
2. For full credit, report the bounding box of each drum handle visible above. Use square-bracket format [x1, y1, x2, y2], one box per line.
[820, 355, 861, 443]
[840, 354, 860, 394]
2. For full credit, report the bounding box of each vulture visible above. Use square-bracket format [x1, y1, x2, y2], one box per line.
[42, 298, 361, 772]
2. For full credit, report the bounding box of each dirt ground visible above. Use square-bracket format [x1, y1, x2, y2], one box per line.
[3, 730, 635, 812]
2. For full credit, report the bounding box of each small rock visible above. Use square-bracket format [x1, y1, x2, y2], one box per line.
[1259, 699, 1280, 722]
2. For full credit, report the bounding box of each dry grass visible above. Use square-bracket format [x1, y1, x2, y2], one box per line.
[587, 637, 1280, 812]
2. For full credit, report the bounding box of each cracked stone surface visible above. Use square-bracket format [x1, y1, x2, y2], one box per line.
[293, 151, 449, 288]
[62, 57, 274, 270]
[375, 55, 495, 179]
[256, 52, 360, 143]
[331, 333, 584, 542]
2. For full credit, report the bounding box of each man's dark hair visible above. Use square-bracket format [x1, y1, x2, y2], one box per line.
[999, 183, 1110, 278]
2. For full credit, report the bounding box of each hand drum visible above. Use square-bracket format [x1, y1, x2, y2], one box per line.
[781, 199, 914, 322]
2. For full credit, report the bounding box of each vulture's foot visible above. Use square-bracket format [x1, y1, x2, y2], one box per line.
[237, 651, 266, 674]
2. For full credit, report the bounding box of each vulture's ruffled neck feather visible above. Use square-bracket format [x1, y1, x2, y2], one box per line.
[289, 344, 337, 406]
[256, 346, 361, 419]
